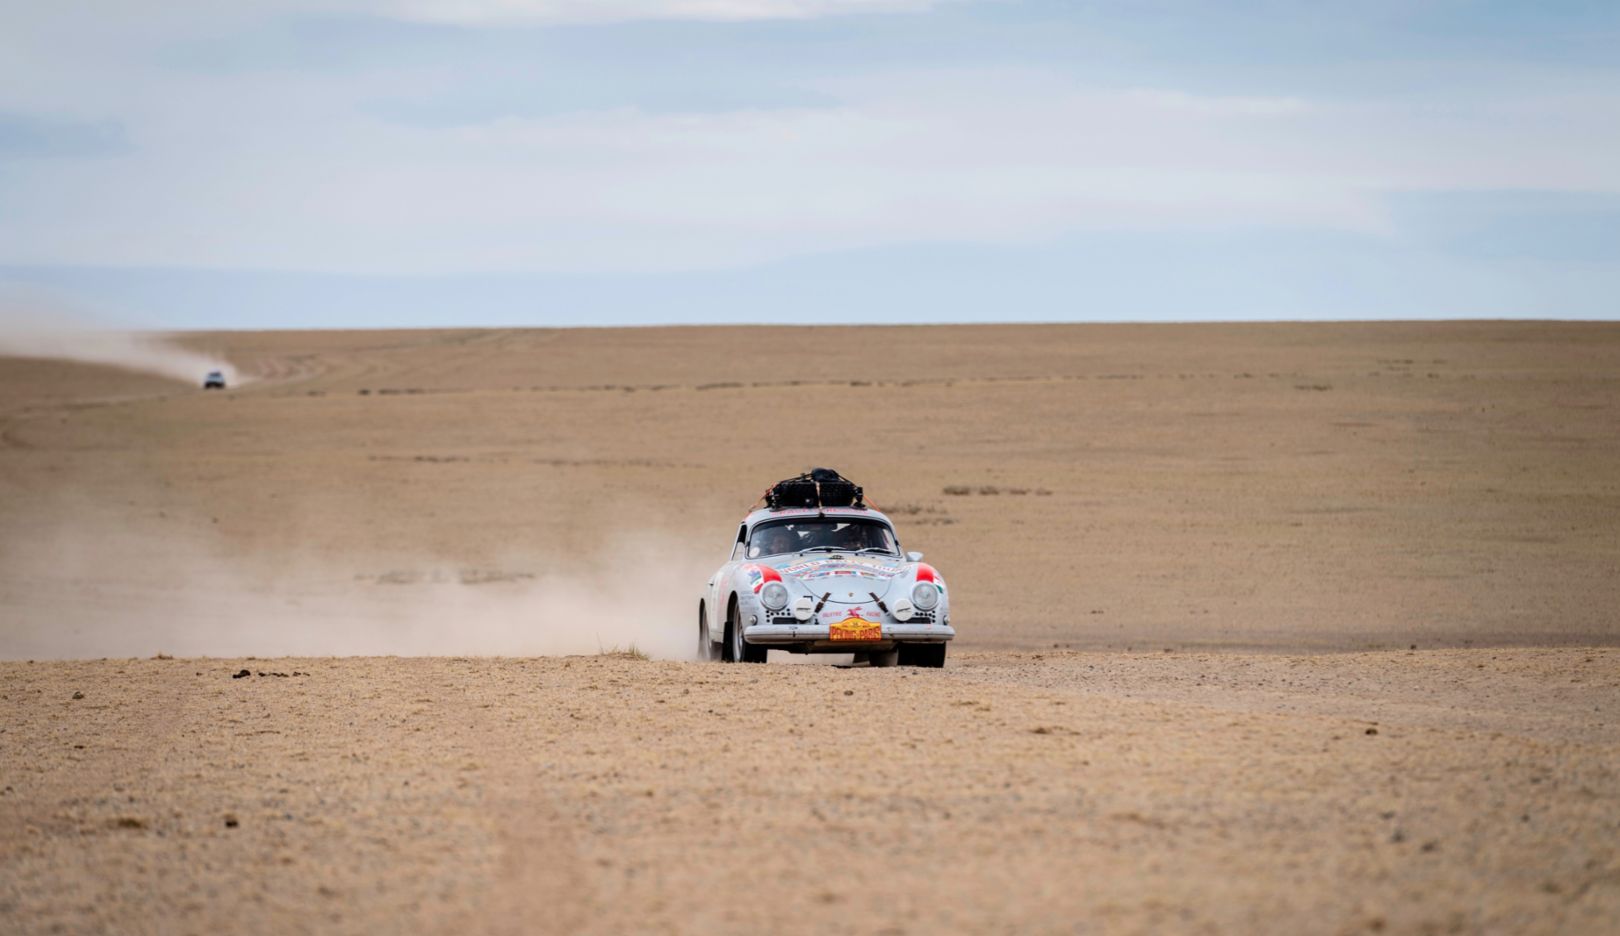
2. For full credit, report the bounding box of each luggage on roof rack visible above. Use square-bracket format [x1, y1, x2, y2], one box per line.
[764, 467, 865, 510]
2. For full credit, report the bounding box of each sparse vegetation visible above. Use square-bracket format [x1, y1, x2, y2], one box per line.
[596, 643, 649, 661]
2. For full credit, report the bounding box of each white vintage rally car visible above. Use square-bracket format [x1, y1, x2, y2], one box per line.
[699, 469, 953, 667]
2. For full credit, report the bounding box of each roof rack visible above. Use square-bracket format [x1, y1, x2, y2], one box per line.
[761, 467, 866, 511]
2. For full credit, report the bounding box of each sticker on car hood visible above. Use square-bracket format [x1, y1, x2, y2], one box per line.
[774, 557, 904, 581]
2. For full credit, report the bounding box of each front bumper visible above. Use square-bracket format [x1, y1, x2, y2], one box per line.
[742, 621, 954, 647]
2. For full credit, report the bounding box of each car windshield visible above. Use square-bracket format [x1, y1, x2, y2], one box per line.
[748, 519, 898, 558]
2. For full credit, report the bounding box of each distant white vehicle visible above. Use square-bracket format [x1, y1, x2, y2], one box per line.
[699, 469, 953, 667]
[202, 370, 226, 390]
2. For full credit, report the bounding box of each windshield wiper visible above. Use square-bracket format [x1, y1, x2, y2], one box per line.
[854, 547, 896, 555]
[799, 546, 848, 554]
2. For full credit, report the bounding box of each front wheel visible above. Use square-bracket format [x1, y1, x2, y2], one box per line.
[725, 600, 767, 664]
[898, 643, 947, 668]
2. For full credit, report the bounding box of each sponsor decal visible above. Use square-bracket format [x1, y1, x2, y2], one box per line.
[778, 558, 902, 580]
[744, 564, 782, 594]
[828, 615, 882, 642]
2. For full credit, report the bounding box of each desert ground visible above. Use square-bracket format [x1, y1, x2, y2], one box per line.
[2, 322, 1618, 933]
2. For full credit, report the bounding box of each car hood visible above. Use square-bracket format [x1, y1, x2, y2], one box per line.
[765, 554, 908, 604]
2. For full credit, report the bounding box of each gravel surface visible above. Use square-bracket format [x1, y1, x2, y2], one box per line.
[4, 322, 1620, 933]
[3, 650, 1617, 934]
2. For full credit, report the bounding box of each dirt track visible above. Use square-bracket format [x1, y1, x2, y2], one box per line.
[4, 650, 1618, 935]
[2, 323, 1619, 932]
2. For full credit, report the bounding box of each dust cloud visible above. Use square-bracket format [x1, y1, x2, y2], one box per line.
[0, 294, 238, 386]
[0, 497, 710, 662]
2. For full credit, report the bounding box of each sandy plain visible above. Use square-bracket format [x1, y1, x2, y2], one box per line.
[2, 322, 1619, 933]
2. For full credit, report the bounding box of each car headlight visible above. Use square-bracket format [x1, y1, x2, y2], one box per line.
[911, 581, 940, 611]
[761, 581, 790, 611]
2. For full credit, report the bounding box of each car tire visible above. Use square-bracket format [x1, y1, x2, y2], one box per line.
[898, 643, 946, 668]
[726, 599, 768, 664]
[867, 647, 899, 668]
[698, 604, 717, 662]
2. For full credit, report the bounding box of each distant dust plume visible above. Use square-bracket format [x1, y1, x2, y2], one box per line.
[0, 295, 237, 385]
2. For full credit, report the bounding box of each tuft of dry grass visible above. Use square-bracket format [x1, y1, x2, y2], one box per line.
[595, 643, 649, 661]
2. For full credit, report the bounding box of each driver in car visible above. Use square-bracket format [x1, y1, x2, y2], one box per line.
[751, 526, 798, 558]
[854, 524, 891, 552]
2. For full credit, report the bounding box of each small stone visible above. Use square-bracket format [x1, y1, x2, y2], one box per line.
[843, 689, 854, 696]
[224, 815, 239, 828]
[232, 669, 251, 679]
[1365, 727, 1378, 735]
[1390, 829, 1406, 843]
[71, 691, 84, 700]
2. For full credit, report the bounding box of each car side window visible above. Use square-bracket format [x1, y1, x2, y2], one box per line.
[730, 524, 747, 562]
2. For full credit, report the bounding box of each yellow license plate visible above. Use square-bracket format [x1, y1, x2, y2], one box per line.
[829, 617, 882, 642]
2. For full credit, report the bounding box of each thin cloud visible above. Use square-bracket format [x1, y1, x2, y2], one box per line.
[3, 66, 1616, 275]
[386, 0, 949, 26]
[0, 3, 1615, 293]
[0, 113, 132, 160]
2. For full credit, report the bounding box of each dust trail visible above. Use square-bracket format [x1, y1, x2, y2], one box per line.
[0, 493, 710, 661]
[0, 291, 238, 386]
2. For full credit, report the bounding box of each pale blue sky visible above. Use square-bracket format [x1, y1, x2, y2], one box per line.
[1, 1, 1617, 327]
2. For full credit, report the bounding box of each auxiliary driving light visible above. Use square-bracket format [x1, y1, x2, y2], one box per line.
[792, 596, 815, 621]
[890, 597, 915, 622]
